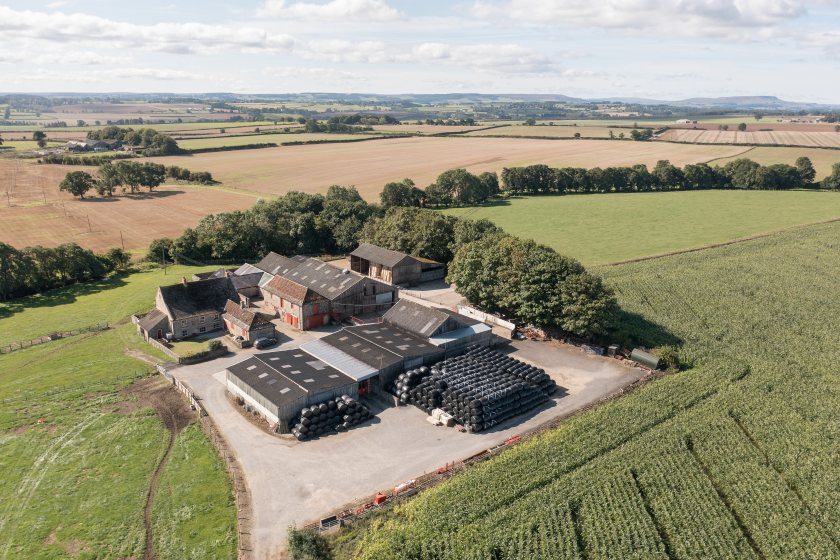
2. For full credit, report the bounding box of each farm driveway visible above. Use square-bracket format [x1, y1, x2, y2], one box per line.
[170, 338, 644, 560]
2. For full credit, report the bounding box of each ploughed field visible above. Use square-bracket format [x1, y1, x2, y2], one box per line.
[659, 128, 840, 148]
[341, 220, 840, 560]
[151, 137, 749, 200]
[442, 190, 840, 265]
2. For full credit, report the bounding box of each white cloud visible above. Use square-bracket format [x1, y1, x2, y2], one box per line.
[411, 42, 557, 74]
[263, 65, 362, 82]
[3, 67, 207, 84]
[470, 0, 817, 37]
[258, 0, 400, 20]
[298, 39, 398, 63]
[0, 6, 295, 55]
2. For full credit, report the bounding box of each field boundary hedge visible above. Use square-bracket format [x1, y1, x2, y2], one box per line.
[182, 143, 278, 154]
[0, 322, 110, 354]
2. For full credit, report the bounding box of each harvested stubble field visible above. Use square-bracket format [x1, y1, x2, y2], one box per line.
[709, 146, 840, 179]
[442, 190, 840, 265]
[342, 220, 840, 560]
[370, 124, 487, 134]
[465, 125, 619, 138]
[175, 132, 384, 150]
[0, 160, 258, 252]
[670, 122, 838, 132]
[659, 128, 840, 148]
[151, 137, 749, 200]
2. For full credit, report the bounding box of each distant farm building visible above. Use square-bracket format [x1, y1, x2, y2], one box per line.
[350, 243, 445, 286]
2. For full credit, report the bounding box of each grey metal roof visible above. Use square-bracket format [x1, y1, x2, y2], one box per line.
[158, 277, 237, 321]
[344, 324, 444, 359]
[351, 243, 416, 268]
[319, 330, 403, 371]
[231, 272, 263, 291]
[282, 257, 364, 301]
[226, 349, 354, 408]
[428, 323, 492, 346]
[300, 339, 379, 382]
[383, 299, 450, 337]
[235, 263, 264, 276]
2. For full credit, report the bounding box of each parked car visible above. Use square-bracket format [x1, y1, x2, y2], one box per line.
[254, 337, 277, 349]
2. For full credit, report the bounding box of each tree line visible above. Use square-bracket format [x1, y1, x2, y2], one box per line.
[0, 243, 129, 301]
[59, 162, 215, 199]
[146, 193, 615, 337]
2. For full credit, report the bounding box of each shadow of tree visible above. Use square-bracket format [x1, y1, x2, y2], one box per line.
[0, 273, 130, 320]
[609, 308, 683, 350]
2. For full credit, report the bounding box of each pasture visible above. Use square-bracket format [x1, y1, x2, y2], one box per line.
[0, 320, 236, 559]
[151, 137, 749, 200]
[0, 159, 258, 252]
[659, 128, 840, 148]
[441, 190, 840, 265]
[343, 219, 840, 560]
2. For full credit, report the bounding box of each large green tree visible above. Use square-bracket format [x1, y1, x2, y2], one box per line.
[59, 171, 95, 199]
[795, 156, 817, 186]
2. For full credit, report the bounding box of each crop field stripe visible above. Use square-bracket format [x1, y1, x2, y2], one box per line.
[728, 411, 840, 555]
[630, 469, 676, 560]
[569, 499, 588, 560]
[684, 435, 766, 560]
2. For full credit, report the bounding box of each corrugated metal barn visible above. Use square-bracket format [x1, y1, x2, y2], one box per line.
[226, 350, 357, 432]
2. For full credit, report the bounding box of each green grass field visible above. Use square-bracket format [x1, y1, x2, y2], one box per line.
[442, 190, 840, 265]
[0, 265, 235, 558]
[343, 219, 840, 560]
[0, 264, 218, 347]
[709, 146, 840, 179]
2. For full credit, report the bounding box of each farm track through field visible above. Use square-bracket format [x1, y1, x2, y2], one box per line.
[592, 214, 840, 268]
[122, 379, 195, 560]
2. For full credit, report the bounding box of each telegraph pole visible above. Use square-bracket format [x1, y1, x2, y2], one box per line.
[120, 230, 125, 251]
[87, 215, 92, 233]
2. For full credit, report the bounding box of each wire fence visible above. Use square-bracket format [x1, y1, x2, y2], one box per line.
[0, 322, 109, 354]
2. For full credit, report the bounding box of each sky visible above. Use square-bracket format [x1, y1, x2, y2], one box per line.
[1, 0, 840, 102]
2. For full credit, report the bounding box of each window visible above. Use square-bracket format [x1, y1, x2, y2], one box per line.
[199, 316, 206, 324]
[213, 314, 219, 320]
[199, 327, 206, 333]
[181, 320, 187, 327]
[213, 323, 219, 330]
[181, 330, 188, 337]
[372, 284, 376, 294]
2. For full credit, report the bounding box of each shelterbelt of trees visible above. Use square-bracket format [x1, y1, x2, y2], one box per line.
[0, 243, 129, 300]
[381, 156, 837, 208]
[58, 162, 215, 199]
[146, 187, 616, 337]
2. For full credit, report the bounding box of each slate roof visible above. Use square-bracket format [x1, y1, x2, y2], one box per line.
[193, 268, 234, 281]
[262, 275, 322, 305]
[282, 257, 365, 301]
[226, 350, 354, 409]
[351, 243, 416, 268]
[223, 300, 273, 331]
[230, 272, 263, 292]
[158, 277, 237, 321]
[138, 309, 168, 334]
[255, 252, 301, 276]
[235, 263, 264, 276]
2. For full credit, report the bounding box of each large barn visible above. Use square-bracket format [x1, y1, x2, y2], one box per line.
[225, 349, 358, 432]
[350, 243, 445, 287]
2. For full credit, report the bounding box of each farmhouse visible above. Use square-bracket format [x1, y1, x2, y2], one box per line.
[350, 243, 445, 286]
[137, 276, 237, 341]
[222, 300, 276, 343]
[225, 350, 357, 432]
[262, 275, 330, 329]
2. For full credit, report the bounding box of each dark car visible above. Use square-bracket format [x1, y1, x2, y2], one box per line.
[254, 337, 277, 349]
